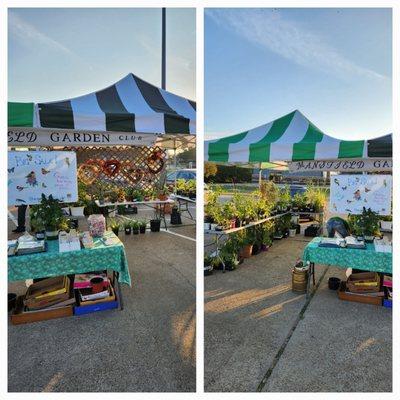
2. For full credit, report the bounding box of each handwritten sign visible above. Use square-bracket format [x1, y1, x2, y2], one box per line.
[329, 174, 392, 215]
[8, 151, 78, 205]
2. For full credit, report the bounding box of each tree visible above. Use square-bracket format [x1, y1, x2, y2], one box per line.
[204, 162, 218, 179]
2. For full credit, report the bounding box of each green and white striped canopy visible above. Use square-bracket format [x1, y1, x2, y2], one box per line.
[205, 110, 369, 163]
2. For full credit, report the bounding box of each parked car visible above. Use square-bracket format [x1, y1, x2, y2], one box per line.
[166, 169, 196, 183]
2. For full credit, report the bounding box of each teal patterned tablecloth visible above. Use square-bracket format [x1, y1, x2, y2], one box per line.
[303, 237, 392, 273]
[8, 231, 131, 285]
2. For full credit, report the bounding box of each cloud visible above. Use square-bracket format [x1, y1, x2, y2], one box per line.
[207, 9, 386, 81]
[9, 11, 76, 57]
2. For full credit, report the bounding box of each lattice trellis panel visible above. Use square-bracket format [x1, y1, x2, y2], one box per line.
[60, 146, 167, 195]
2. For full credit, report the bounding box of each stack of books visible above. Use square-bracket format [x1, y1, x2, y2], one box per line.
[17, 239, 46, 255]
[24, 276, 75, 311]
[76, 281, 115, 307]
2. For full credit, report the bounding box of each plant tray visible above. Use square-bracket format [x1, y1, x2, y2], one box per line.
[338, 282, 383, 306]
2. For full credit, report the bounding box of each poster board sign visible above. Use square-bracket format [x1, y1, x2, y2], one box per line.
[8, 127, 158, 147]
[8, 151, 78, 205]
[288, 158, 392, 173]
[329, 174, 392, 215]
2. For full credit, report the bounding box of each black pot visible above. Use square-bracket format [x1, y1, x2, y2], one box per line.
[235, 217, 241, 228]
[252, 243, 261, 255]
[328, 277, 341, 290]
[150, 219, 161, 232]
[124, 227, 131, 235]
[133, 228, 139, 235]
[8, 293, 17, 312]
[140, 225, 146, 234]
[170, 208, 182, 225]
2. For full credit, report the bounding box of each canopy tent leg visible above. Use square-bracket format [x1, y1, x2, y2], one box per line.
[258, 163, 262, 189]
[173, 139, 177, 195]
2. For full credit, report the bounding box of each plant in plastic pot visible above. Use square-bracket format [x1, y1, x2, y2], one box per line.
[240, 229, 255, 258]
[124, 187, 135, 202]
[30, 194, 68, 240]
[108, 218, 121, 236]
[124, 221, 131, 235]
[70, 181, 89, 216]
[139, 220, 147, 233]
[131, 220, 140, 234]
[289, 223, 297, 237]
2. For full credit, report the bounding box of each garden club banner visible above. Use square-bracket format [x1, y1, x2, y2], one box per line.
[8, 151, 78, 205]
[8, 128, 159, 147]
[329, 174, 392, 216]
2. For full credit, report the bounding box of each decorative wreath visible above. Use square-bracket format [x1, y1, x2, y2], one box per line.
[121, 162, 145, 185]
[78, 163, 101, 185]
[86, 158, 104, 168]
[102, 159, 121, 177]
[146, 150, 165, 174]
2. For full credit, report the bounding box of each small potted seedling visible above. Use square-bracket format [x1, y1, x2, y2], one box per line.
[289, 223, 297, 237]
[131, 220, 140, 235]
[139, 220, 147, 234]
[108, 218, 121, 236]
[124, 220, 132, 235]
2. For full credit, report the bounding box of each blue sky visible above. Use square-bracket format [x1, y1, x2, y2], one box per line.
[8, 8, 195, 102]
[205, 8, 392, 140]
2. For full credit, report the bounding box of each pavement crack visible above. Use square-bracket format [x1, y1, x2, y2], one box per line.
[256, 266, 329, 392]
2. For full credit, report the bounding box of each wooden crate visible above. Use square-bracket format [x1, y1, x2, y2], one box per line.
[338, 282, 383, 306]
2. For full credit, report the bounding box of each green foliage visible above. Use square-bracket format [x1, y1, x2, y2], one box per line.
[30, 194, 68, 231]
[305, 185, 328, 212]
[348, 207, 380, 236]
[204, 162, 218, 179]
[206, 164, 252, 183]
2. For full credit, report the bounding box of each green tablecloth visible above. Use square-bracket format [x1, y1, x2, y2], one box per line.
[303, 237, 392, 273]
[8, 231, 131, 285]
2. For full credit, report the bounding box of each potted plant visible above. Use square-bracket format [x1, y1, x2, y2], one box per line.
[131, 220, 140, 234]
[109, 191, 119, 204]
[124, 220, 131, 235]
[139, 220, 147, 234]
[361, 207, 380, 242]
[379, 215, 392, 232]
[30, 194, 68, 240]
[132, 189, 143, 202]
[157, 187, 169, 201]
[124, 187, 135, 202]
[240, 230, 255, 258]
[70, 181, 88, 217]
[289, 223, 297, 237]
[30, 216, 46, 240]
[186, 179, 196, 199]
[108, 218, 121, 236]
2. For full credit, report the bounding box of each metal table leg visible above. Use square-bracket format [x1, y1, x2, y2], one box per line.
[113, 271, 124, 311]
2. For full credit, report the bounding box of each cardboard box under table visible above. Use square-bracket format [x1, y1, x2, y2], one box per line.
[302, 237, 392, 299]
[8, 231, 131, 315]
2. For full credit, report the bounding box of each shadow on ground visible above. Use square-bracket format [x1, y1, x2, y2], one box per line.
[204, 236, 392, 392]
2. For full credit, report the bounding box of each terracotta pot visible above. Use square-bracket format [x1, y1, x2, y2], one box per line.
[241, 244, 253, 258]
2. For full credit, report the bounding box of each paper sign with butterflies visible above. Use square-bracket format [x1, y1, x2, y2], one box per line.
[329, 174, 392, 215]
[8, 151, 78, 205]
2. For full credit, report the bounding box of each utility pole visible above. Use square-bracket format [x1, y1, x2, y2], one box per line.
[161, 8, 166, 90]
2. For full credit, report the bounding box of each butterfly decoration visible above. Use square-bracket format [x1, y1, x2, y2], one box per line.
[67, 193, 72, 198]
[345, 208, 352, 213]
[26, 171, 38, 187]
[16, 186, 25, 191]
[65, 157, 70, 167]
[27, 154, 33, 161]
[341, 186, 347, 190]
[355, 177, 360, 182]
[334, 178, 339, 186]
[7, 167, 15, 174]
[364, 187, 371, 193]
[42, 183, 47, 188]
[8, 179, 12, 186]
[41, 168, 50, 175]
[346, 200, 352, 204]
[16, 198, 26, 203]
[353, 190, 361, 201]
